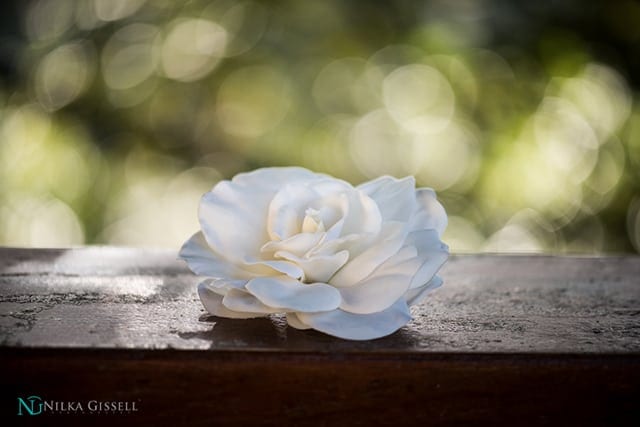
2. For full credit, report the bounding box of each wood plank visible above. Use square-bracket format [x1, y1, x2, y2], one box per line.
[2, 349, 638, 426]
[1, 248, 639, 425]
[1, 248, 639, 353]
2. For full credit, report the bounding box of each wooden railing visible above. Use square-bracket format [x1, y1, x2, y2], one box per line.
[1, 247, 639, 425]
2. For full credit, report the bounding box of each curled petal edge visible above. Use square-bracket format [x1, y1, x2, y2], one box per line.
[297, 298, 412, 340]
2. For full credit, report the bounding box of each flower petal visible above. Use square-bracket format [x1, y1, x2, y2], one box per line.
[179, 232, 255, 279]
[267, 178, 352, 240]
[261, 232, 324, 258]
[309, 233, 360, 257]
[198, 280, 266, 319]
[339, 246, 420, 314]
[405, 275, 443, 306]
[404, 229, 449, 289]
[250, 260, 304, 280]
[275, 250, 349, 283]
[199, 184, 270, 266]
[246, 276, 341, 312]
[267, 183, 319, 240]
[286, 312, 311, 330]
[297, 298, 412, 340]
[410, 188, 448, 237]
[222, 288, 282, 314]
[330, 221, 408, 287]
[199, 167, 321, 266]
[204, 278, 248, 296]
[340, 190, 382, 236]
[358, 176, 417, 223]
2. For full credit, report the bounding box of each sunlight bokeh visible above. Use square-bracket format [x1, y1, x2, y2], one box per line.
[1, 0, 638, 253]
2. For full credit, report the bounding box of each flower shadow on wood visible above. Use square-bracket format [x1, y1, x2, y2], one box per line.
[177, 314, 424, 350]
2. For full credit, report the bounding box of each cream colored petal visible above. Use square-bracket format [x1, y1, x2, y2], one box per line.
[410, 188, 448, 237]
[199, 183, 270, 265]
[329, 221, 408, 287]
[203, 277, 248, 296]
[267, 183, 318, 240]
[286, 312, 311, 330]
[339, 190, 382, 236]
[198, 280, 266, 319]
[199, 167, 321, 265]
[357, 175, 417, 223]
[246, 275, 341, 313]
[338, 246, 419, 314]
[221, 288, 282, 314]
[275, 250, 349, 283]
[404, 229, 449, 289]
[179, 231, 254, 279]
[261, 232, 325, 258]
[297, 298, 412, 340]
[248, 259, 304, 280]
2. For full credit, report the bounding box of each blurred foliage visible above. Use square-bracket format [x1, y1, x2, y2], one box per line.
[0, 0, 639, 252]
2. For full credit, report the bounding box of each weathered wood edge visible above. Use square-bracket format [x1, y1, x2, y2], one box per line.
[3, 345, 640, 361]
[2, 347, 639, 426]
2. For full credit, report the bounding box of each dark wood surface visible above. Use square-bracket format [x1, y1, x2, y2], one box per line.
[1, 247, 639, 425]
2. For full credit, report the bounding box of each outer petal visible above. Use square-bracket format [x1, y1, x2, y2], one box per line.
[405, 275, 443, 306]
[222, 288, 282, 314]
[297, 298, 412, 340]
[338, 246, 420, 314]
[357, 176, 417, 223]
[199, 186, 269, 266]
[286, 312, 311, 330]
[410, 188, 448, 237]
[339, 190, 382, 237]
[204, 278, 248, 296]
[246, 276, 341, 312]
[330, 221, 408, 287]
[198, 167, 320, 266]
[198, 280, 266, 319]
[404, 229, 449, 289]
[179, 232, 254, 279]
[338, 230, 448, 313]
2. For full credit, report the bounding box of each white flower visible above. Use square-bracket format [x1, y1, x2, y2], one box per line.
[180, 167, 448, 340]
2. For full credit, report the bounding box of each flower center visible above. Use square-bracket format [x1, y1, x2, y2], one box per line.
[301, 208, 325, 233]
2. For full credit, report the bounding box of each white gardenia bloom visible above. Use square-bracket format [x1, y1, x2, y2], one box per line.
[180, 167, 448, 340]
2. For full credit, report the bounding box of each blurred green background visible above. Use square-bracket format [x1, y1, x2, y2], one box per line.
[1, 0, 639, 253]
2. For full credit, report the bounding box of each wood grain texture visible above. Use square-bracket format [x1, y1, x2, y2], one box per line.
[1, 247, 639, 353]
[1, 247, 639, 425]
